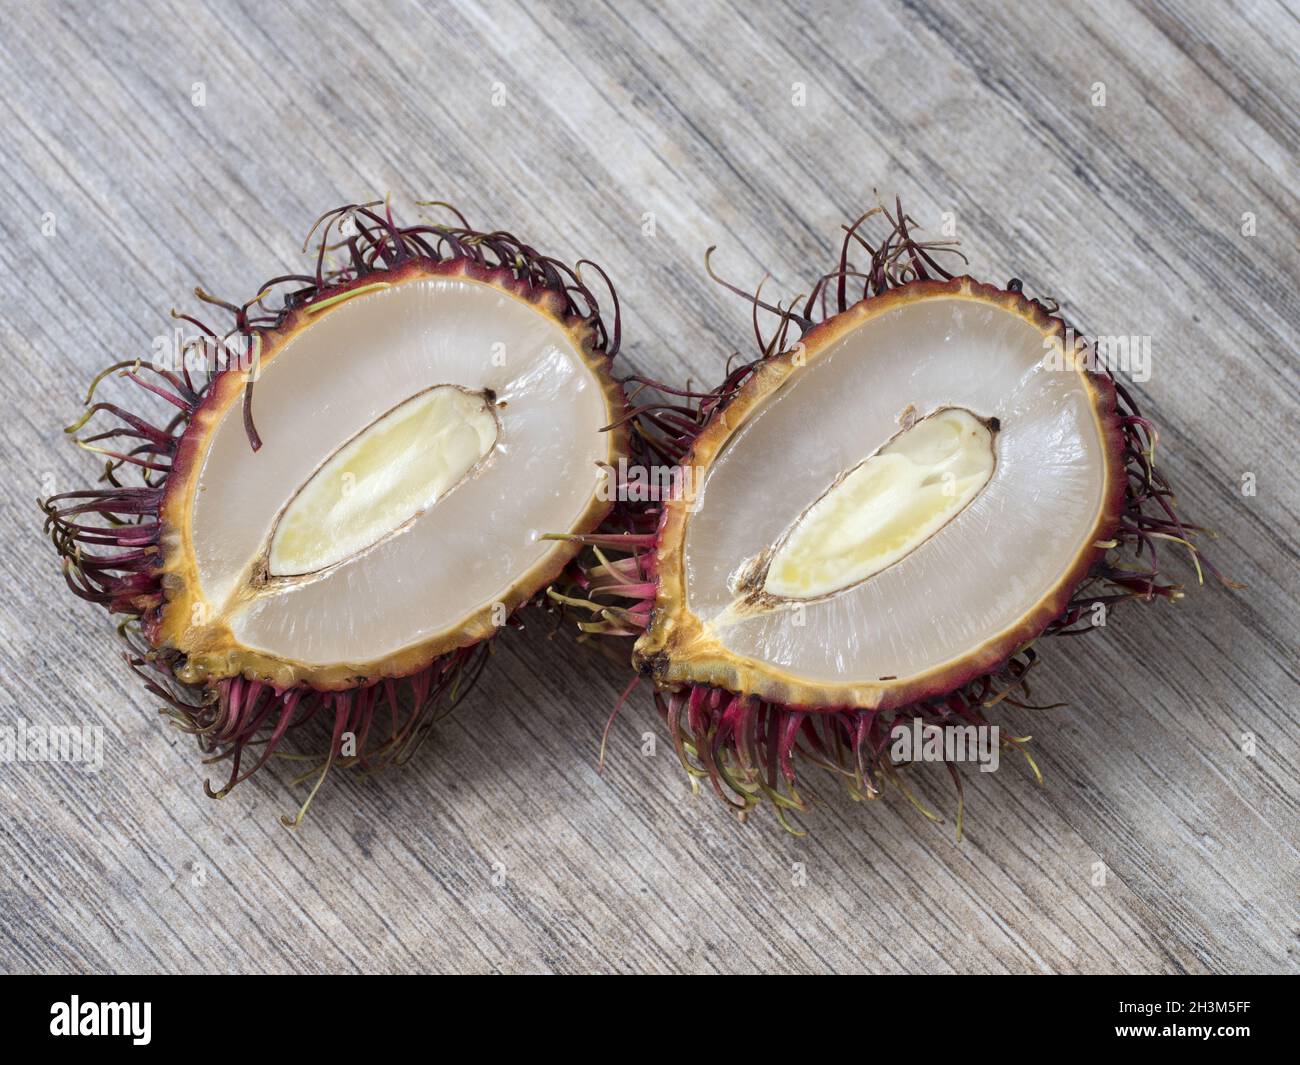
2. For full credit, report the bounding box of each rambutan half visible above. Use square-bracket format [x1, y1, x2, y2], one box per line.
[42, 201, 628, 824]
[555, 200, 1230, 832]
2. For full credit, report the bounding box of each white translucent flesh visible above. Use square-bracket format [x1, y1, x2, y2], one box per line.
[268, 386, 499, 576]
[762, 408, 995, 600]
[683, 297, 1106, 684]
[190, 277, 610, 666]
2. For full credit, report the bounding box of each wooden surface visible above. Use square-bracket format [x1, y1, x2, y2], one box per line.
[0, 0, 1295, 974]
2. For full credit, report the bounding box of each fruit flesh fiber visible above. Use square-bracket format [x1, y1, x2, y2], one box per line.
[269, 385, 499, 577]
[761, 406, 996, 601]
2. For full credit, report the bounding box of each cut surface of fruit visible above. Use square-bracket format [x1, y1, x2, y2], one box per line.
[158, 261, 626, 688]
[635, 279, 1125, 709]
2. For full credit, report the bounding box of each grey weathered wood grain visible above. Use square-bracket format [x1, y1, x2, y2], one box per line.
[0, 0, 1295, 974]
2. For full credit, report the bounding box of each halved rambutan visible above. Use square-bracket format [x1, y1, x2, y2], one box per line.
[557, 201, 1228, 831]
[42, 202, 627, 823]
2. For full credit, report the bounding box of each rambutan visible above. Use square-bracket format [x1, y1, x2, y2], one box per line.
[553, 200, 1231, 833]
[42, 201, 628, 824]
